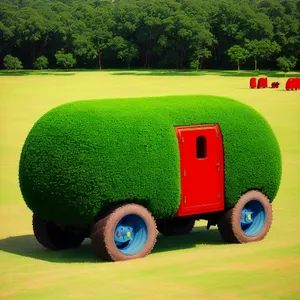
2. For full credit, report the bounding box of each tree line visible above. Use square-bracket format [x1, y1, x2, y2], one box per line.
[1, 0, 300, 71]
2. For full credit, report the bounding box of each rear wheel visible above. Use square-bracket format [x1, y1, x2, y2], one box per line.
[32, 214, 85, 250]
[91, 204, 157, 261]
[218, 190, 272, 243]
[157, 217, 195, 236]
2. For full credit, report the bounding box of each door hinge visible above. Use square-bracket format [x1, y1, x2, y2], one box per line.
[184, 196, 186, 203]
[183, 170, 186, 176]
[181, 137, 184, 143]
[218, 193, 220, 199]
[216, 130, 219, 138]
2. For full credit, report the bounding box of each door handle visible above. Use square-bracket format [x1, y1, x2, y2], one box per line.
[215, 163, 220, 171]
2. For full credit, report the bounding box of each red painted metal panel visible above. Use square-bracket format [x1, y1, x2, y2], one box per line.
[175, 124, 224, 217]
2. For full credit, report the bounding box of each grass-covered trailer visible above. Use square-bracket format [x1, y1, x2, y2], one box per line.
[19, 95, 282, 261]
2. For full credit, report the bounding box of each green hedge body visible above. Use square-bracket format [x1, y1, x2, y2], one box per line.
[19, 95, 281, 225]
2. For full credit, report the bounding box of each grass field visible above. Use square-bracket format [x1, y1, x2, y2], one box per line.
[1, 70, 300, 300]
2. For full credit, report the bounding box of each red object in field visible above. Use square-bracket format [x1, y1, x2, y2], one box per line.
[250, 77, 257, 89]
[286, 78, 293, 91]
[175, 124, 224, 217]
[257, 77, 268, 88]
[271, 82, 280, 89]
[295, 78, 300, 90]
[285, 78, 300, 90]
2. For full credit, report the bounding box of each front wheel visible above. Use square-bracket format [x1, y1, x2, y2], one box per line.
[217, 190, 272, 243]
[32, 214, 85, 250]
[91, 204, 157, 261]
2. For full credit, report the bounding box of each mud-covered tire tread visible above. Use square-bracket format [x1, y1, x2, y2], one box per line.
[217, 190, 273, 244]
[157, 218, 195, 236]
[91, 212, 113, 261]
[32, 214, 85, 250]
[91, 204, 157, 261]
[33, 214, 56, 250]
[217, 209, 238, 243]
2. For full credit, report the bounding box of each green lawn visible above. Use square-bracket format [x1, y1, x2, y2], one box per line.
[0, 70, 300, 300]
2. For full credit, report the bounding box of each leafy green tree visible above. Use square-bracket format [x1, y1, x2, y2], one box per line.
[110, 37, 138, 68]
[0, 20, 14, 49]
[0, 0, 299, 70]
[15, 7, 47, 64]
[134, 0, 181, 68]
[55, 51, 76, 69]
[34, 56, 48, 70]
[0, 3, 19, 56]
[188, 19, 215, 70]
[227, 45, 249, 71]
[190, 49, 212, 71]
[72, 3, 114, 69]
[257, 0, 300, 59]
[208, 0, 274, 69]
[93, 10, 114, 70]
[276, 56, 298, 73]
[3, 54, 23, 70]
[245, 39, 281, 70]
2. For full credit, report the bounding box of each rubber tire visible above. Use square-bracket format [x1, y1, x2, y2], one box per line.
[91, 204, 157, 261]
[32, 214, 85, 250]
[217, 190, 273, 243]
[157, 218, 195, 236]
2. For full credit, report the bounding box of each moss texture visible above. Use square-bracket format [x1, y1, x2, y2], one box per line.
[19, 95, 282, 225]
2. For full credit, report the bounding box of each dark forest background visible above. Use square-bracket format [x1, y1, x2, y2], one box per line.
[1, 0, 300, 70]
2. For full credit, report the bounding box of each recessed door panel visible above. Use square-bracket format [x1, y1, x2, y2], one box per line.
[175, 125, 224, 216]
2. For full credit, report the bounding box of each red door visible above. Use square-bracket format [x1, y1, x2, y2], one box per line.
[175, 124, 224, 217]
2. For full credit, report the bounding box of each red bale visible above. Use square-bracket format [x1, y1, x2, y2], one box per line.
[250, 77, 257, 89]
[286, 78, 300, 90]
[295, 78, 300, 90]
[291, 78, 297, 90]
[257, 77, 268, 88]
[285, 78, 293, 91]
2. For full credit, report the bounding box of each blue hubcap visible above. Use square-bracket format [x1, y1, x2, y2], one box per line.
[240, 200, 266, 236]
[114, 214, 148, 256]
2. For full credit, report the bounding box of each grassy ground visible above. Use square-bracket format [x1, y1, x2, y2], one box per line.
[0, 70, 300, 300]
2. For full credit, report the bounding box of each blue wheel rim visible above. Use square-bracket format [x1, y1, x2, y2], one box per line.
[114, 214, 148, 256]
[240, 200, 266, 236]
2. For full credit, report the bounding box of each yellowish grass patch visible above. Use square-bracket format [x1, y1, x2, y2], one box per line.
[0, 71, 299, 300]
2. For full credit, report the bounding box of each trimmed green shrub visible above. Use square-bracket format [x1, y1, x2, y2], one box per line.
[34, 56, 49, 70]
[3, 54, 23, 70]
[19, 95, 281, 225]
[276, 56, 298, 73]
[55, 51, 76, 69]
